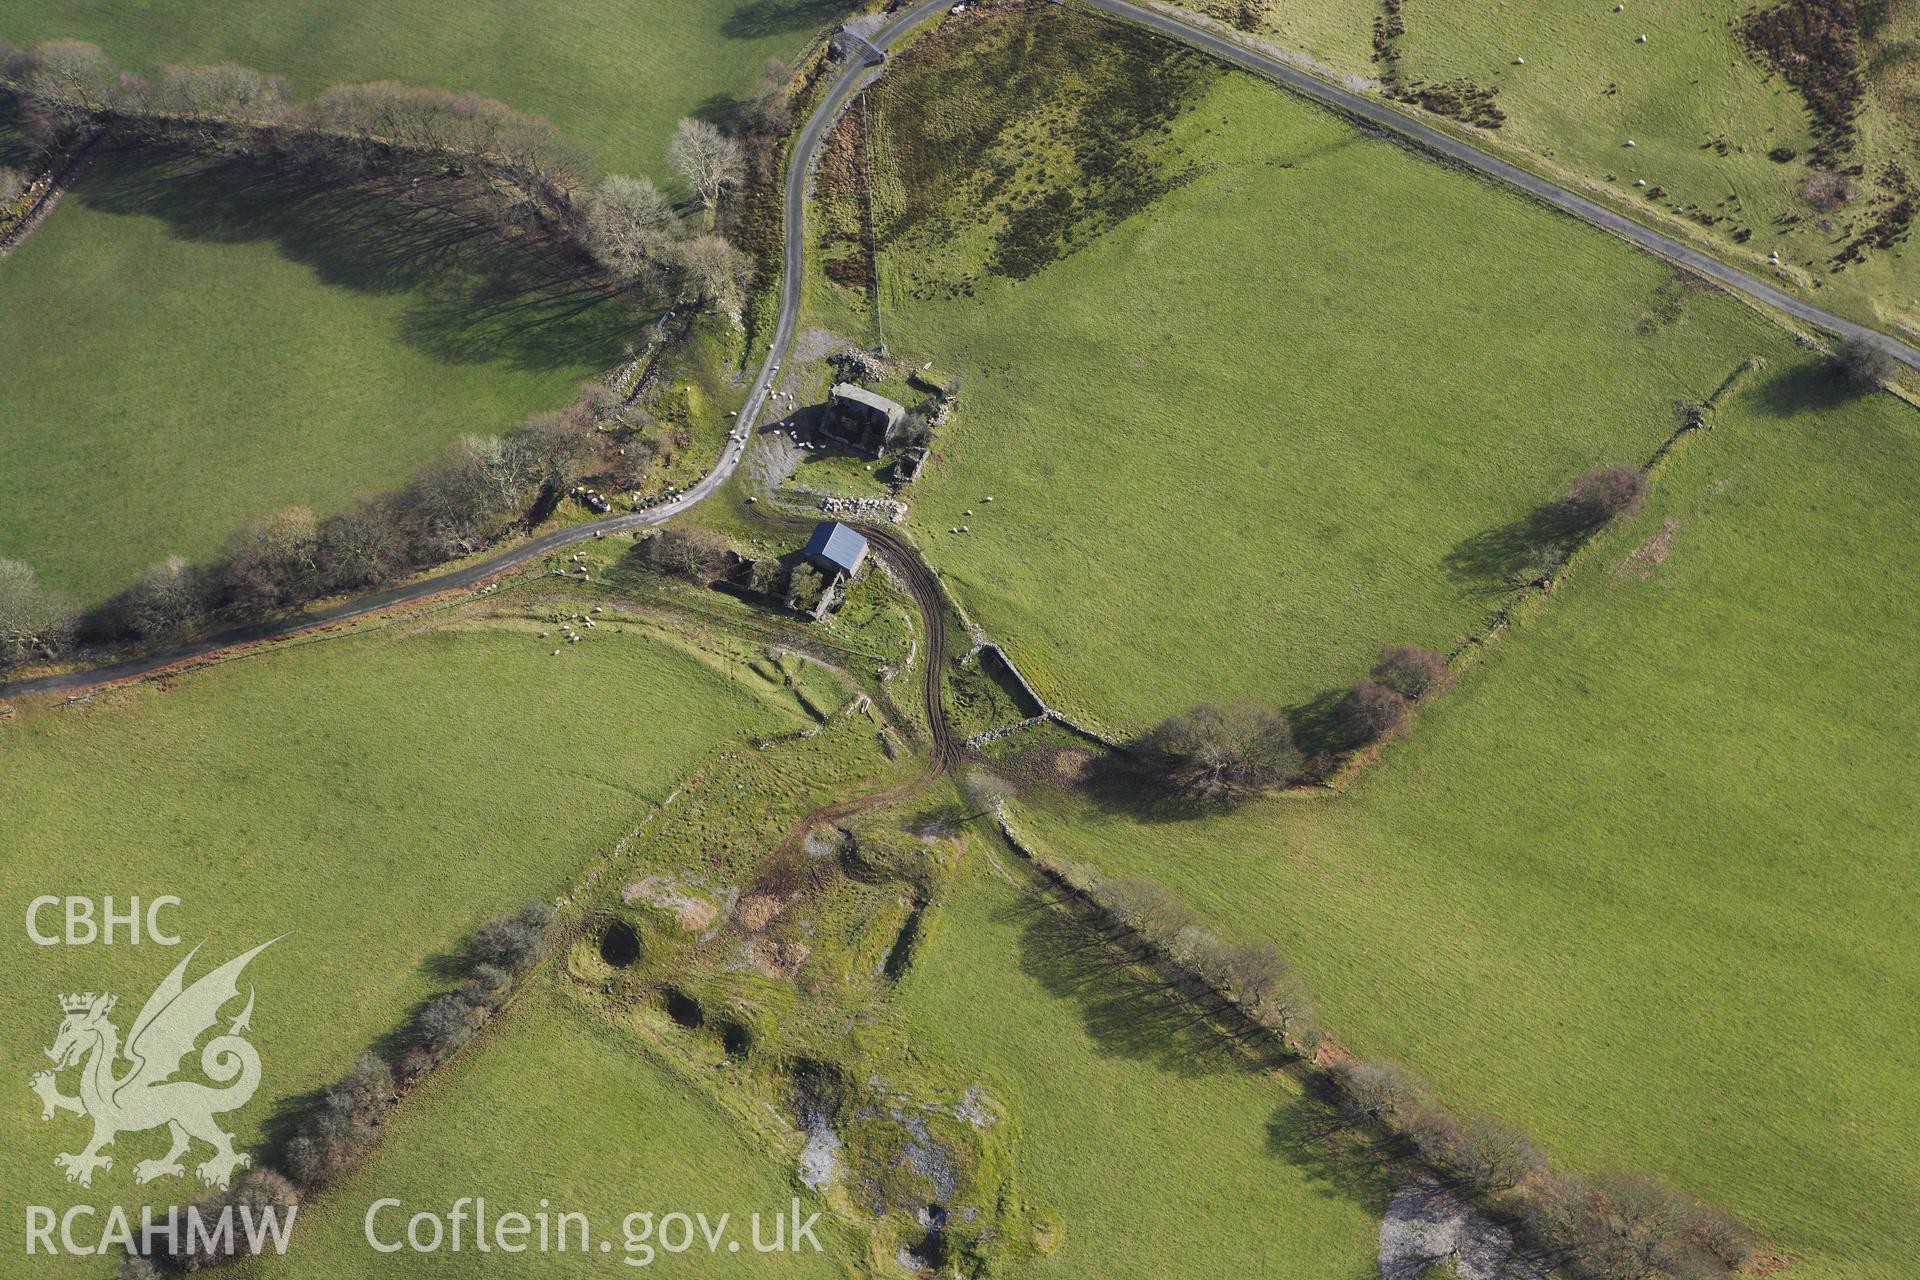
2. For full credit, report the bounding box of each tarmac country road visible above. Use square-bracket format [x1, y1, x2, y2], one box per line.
[1076, 0, 1920, 368]
[0, 0, 954, 702]
[6, 0, 1911, 700]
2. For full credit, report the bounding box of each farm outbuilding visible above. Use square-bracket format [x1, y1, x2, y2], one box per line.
[827, 383, 906, 450]
[803, 521, 869, 579]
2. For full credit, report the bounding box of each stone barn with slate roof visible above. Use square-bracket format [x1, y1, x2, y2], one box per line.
[826, 383, 906, 453]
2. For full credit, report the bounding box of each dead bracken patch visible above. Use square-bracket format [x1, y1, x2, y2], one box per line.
[1737, 0, 1864, 164]
[622, 875, 717, 932]
[733, 892, 783, 932]
[1616, 518, 1681, 579]
[1018, 745, 1095, 788]
[745, 936, 811, 979]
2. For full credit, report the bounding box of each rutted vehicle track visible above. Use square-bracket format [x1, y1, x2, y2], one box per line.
[750, 509, 958, 775]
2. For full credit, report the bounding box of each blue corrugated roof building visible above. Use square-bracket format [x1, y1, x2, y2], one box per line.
[803, 521, 869, 579]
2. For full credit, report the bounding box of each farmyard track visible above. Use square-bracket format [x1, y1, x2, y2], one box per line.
[0, 0, 951, 701]
[6, 0, 1912, 701]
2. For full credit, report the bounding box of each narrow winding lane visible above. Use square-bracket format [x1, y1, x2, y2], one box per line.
[5, 0, 1907, 699]
[0, 0, 950, 701]
[1082, 0, 1920, 367]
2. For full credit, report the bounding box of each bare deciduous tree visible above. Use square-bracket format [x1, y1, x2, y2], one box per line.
[1558, 465, 1646, 528]
[0, 165, 26, 205]
[1337, 680, 1410, 746]
[961, 770, 1017, 816]
[676, 233, 751, 310]
[1132, 703, 1303, 803]
[0, 558, 75, 667]
[1330, 1059, 1434, 1128]
[20, 39, 114, 127]
[152, 62, 288, 122]
[638, 525, 732, 581]
[112, 556, 204, 640]
[316, 500, 408, 591]
[218, 506, 319, 611]
[1408, 1109, 1545, 1194]
[1832, 334, 1896, 392]
[668, 117, 743, 210]
[1098, 876, 1200, 946]
[581, 173, 679, 284]
[1371, 643, 1455, 701]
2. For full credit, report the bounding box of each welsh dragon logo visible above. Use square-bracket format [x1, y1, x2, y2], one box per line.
[30, 940, 277, 1190]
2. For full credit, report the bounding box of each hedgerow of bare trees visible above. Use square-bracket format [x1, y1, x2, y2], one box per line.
[1131, 702, 1302, 803]
[0, 164, 25, 205]
[1328, 1053, 1754, 1280]
[1012, 812, 1755, 1280]
[0, 389, 613, 674]
[273, 901, 550, 1211]
[0, 40, 748, 306]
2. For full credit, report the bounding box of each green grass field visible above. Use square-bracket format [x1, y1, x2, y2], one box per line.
[1193, 0, 1920, 336]
[822, 5, 1787, 734]
[894, 859, 1385, 1278]
[1014, 354, 1920, 1280]
[1385, 0, 1920, 333]
[0, 149, 627, 604]
[0, 0, 849, 179]
[240, 980, 853, 1278]
[0, 598, 808, 1274]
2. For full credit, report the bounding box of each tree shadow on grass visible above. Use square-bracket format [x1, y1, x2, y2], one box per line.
[1267, 1091, 1401, 1213]
[1749, 357, 1855, 417]
[690, 90, 752, 131]
[1441, 502, 1582, 598]
[997, 886, 1278, 1079]
[720, 0, 854, 40]
[74, 151, 633, 374]
[989, 884, 1394, 1219]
